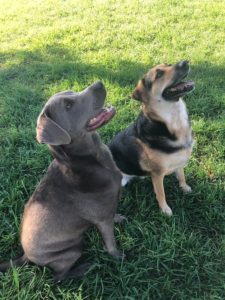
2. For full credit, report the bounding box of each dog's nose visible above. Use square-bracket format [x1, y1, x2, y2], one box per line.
[92, 81, 104, 90]
[177, 60, 189, 68]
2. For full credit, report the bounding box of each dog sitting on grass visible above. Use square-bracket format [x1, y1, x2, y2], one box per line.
[109, 61, 195, 216]
[0, 81, 124, 281]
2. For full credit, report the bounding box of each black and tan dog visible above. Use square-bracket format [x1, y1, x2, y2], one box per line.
[0, 81, 124, 281]
[109, 61, 195, 216]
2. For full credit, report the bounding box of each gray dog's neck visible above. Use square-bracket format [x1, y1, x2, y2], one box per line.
[49, 132, 103, 165]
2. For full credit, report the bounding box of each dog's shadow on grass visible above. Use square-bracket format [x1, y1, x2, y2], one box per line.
[0, 45, 149, 134]
[1, 46, 225, 123]
[0, 45, 148, 90]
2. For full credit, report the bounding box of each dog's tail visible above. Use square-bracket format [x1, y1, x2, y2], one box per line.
[0, 254, 28, 272]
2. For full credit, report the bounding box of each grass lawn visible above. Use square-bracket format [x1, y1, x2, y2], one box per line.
[0, 0, 225, 299]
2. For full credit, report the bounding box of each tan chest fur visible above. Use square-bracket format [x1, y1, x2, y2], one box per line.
[136, 138, 193, 176]
[138, 98, 193, 176]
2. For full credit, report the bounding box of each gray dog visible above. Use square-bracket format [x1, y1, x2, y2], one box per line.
[0, 81, 124, 281]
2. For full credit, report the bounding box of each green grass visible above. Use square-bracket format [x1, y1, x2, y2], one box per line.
[0, 0, 225, 299]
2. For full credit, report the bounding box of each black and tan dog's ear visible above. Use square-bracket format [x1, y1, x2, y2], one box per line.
[132, 79, 144, 101]
[36, 112, 71, 145]
[142, 76, 152, 90]
[132, 76, 151, 102]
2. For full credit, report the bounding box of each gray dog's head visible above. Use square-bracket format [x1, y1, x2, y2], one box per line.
[36, 81, 115, 145]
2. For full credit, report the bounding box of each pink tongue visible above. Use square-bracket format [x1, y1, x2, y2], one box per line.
[89, 111, 106, 126]
[169, 81, 194, 92]
[87, 106, 116, 131]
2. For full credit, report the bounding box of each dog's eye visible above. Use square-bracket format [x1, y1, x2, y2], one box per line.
[64, 99, 73, 110]
[156, 69, 164, 79]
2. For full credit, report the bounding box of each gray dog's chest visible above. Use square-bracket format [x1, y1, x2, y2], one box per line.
[21, 162, 120, 257]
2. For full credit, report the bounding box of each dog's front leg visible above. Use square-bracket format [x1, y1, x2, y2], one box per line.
[176, 168, 192, 193]
[151, 174, 172, 216]
[96, 220, 124, 259]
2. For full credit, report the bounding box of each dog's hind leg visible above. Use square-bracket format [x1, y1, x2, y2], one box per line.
[52, 261, 91, 282]
[49, 250, 86, 282]
[176, 168, 192, 193]
[114, 214, 127, 224]
[121, 173, 135, 186]
[151, 174, 172, 216]
[121, 173, 145, 186]
[0, 253, 28, 272]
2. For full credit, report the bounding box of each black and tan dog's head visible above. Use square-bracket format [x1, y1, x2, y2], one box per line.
[132, 61, 194, 105]
[36, 81, 115, 146]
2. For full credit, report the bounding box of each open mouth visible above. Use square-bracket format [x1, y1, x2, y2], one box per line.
[162, 80, 195, 101]
[86, 106, 116, 131]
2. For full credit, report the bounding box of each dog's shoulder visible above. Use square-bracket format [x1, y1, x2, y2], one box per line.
[137, 112, 185, 154]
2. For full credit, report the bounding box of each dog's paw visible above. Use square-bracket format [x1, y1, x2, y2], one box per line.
[180, 184, 192, 193]
[110, 249, 126, 260]
[121, 177, 129, 186]
[114, 214, 127, 224]
[161, 205, 173, 216]
[121, 174, 134, 186]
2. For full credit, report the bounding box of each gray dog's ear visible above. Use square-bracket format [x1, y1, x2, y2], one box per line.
[36, 112, 71, 145]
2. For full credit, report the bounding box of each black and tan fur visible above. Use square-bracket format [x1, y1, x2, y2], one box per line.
[109, 61, 195, 216]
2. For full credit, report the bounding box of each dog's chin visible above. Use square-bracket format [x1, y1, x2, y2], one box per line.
[162, 80, 195, 102]
[86, 106, 116, 131]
